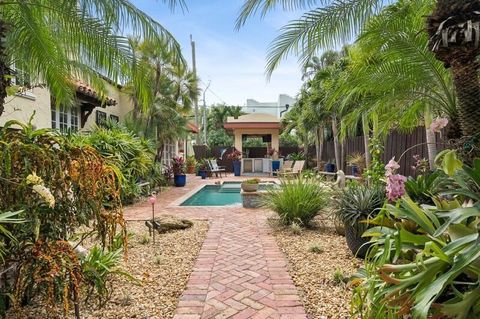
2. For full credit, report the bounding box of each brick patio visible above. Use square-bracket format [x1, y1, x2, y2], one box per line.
[124, 176, 307, 319]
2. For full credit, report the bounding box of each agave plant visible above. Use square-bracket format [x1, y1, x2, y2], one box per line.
[352, 154, 480, 318]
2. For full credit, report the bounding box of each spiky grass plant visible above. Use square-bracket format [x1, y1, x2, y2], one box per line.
[263, 178, 329, 226]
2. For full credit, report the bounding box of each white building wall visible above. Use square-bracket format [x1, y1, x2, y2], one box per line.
[0, 83, 134, 130]
[244, 94, 296, 118]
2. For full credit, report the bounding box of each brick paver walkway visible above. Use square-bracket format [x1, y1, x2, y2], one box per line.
[124, 176, 307, 319]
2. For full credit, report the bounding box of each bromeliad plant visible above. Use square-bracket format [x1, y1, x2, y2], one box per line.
[351, 151, 480, 318]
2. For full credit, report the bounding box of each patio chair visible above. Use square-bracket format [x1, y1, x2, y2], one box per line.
[274, 160, 294, 176]
[279, 160, 305, 178]
[208, 159, 226, 178]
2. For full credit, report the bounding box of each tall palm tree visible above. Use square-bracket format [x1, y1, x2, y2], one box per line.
[0, 0, 186, 116]
[237, 0, 480, 140]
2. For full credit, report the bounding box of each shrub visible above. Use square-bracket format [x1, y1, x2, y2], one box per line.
[69, 123, 157, 203]
[335, 184, 386, 227]
[405, 170, 448, 205]
[0, 120, 124, 316]
[352, 154, 480, 318]
[263, 178, 329, 226]
[81, 243, 133, 306]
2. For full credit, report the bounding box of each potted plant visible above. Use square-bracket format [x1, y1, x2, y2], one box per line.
[268, 148, 281, 172]
[163, 164, 174, 186]
[335, 184, 385, 258]
[198, 159, 207, 179]
[324, 160, 336, 172]
[186, 156, 197, 174]
[172, 157, 187, 187]
[241, 178, 261, 192]
[346, 152, 366, 176]
[227, 148, 242, 176]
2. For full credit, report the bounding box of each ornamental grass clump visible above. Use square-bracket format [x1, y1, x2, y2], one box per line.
[263, 178, 328, 226]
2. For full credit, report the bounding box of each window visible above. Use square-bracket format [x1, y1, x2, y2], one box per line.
[59, 106, 68, 132]
[162, 141, 177, 167]
[109, 114, 119, 123]
[51, 105, 79, 133]
[70, 107, 79, 131]
[51, 108, 56, 129]
[96, 110, 107, 126]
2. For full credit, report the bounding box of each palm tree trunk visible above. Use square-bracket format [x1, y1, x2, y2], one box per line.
[362, 115, 371, 168]
[332, 116, 341, 172]
[0, 20, 11, 117]
[450, 61, 480, 138]
[425, 127, 437, 170]
[424, 108, 437, 170]
[316, 126, 324, 171]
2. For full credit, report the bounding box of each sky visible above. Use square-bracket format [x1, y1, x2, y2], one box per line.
[131, 0, 306, 106]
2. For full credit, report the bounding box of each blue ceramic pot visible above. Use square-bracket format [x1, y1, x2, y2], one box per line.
[233, 160, 241, 176]
[199, 170, 207, 179]
[324, 163, 336, 172]
[174, 174, 186, 187]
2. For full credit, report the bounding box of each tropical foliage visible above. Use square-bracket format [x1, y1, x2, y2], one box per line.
[352, 153, 480, 318]
[263, 178, 329, 226]
[0, 120, 124, 317]
[69, 122, 164, 203]
[238, 0, 479, 158]
[0, 0, 186, 116]
[206, 104, 245, 146]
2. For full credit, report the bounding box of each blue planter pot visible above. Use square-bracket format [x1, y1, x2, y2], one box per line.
[174, 174, 186, 187]
[324, 163, 336, 173]
[199, 170, 207, 179]
[272, 160, 281, 172]
[351, 165, 359, 176]
[233, 161, 241, 176]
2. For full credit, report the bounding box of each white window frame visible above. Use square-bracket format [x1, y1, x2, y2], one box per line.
[51, 105, 79, 132]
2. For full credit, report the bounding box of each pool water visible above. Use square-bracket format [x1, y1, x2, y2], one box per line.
[180, 182, 275, 206]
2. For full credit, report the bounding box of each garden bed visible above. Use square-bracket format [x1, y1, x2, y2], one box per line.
[269, 218, 362, 319]
[8, 220, 209, 319]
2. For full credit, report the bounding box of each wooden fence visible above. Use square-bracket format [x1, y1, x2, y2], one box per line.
[194, 126, 444, 177]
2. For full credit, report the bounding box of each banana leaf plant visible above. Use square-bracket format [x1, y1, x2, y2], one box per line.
[351, 153, 480, 319]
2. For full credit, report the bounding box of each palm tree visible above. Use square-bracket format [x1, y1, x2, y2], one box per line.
[0, 0, 186, 116]
[427, 0, 480, 139]
[237, 0, 480, 140]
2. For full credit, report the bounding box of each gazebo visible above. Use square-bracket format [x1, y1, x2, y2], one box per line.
[224, 113, 281, 174]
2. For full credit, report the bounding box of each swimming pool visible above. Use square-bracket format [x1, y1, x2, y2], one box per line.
[180, 182, 276, 206]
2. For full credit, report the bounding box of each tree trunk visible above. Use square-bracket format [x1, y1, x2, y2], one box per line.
[425, 127, 437, 170]
[0, 20, 11, 117]
[362, 115, 371, 168]
[424, 109, 437, 169]
[450, 61, 480, 138]
[315, 126, 324, 171]
[332, 116, 341, 172]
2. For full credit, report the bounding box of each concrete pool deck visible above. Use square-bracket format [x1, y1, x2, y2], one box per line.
[124, 175, 308, 319]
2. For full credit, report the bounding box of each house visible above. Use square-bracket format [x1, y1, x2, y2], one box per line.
[0, 80, 131, 131]
[244, 94, 296, 118]
[0, 76, 198, 167]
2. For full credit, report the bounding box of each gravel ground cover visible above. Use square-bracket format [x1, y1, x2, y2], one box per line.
[269, 218, 362, 319]
[9, 220, 209, 319]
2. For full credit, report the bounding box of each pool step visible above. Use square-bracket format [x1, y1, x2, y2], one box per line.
[218, 183, 241, 193]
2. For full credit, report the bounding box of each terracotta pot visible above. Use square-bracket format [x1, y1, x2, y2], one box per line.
[241, 183, 259, 192]
[187, 165, 196, 174]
